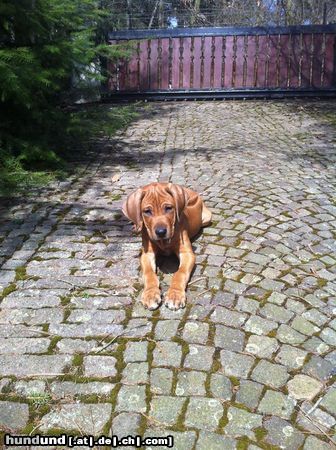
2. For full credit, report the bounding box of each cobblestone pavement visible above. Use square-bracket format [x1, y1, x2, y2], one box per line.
[0, 100, 336, 449]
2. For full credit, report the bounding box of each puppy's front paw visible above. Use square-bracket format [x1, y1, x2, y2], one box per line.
[164, 288, 186, 310]
[141, 288, 162, 310]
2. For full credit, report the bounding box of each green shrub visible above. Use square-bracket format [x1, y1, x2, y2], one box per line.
[0, 0, 132, 195]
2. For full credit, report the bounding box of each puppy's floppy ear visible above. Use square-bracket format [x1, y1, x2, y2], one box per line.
[122, 188, 145, 232]
[165, 183, 189, 221]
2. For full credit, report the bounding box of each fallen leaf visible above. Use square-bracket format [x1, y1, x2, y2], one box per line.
[112, 173, 121, 182]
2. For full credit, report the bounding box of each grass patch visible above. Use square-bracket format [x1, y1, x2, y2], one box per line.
[27, 392, 52, 408]
[0, 156, 57, 197]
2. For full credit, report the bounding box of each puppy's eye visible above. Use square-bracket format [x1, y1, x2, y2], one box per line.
[143, 209, 152, 216]
[164, 205, 173, 213]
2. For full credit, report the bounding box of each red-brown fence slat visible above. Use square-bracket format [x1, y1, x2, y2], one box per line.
[138, 40, 148, 89]
[181, 37, 192, 89]
[202, 36, 212, 89]
[223, 36, 234, 88]
[171, 37, 180, 88]
[212, 36, 223, 88]
[267, 35, 279, 88]
[192, 37, 202, 89]
[323, 34, 335, 87]
[289, 34, 301, 88]
[245, 35, 257, 87]
[256, 35, 268, 87]
[149, 39, 159, 90]
[311, 34, 324, 88]
[301, 33, 312, 87]
[160, 38, 169, 89]
[278, 34, 290, 87]
[234, 35, 245, 87]
[123, 41, 139, 91]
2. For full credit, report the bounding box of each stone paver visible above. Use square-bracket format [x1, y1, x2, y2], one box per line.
[149, 396, 185, 425]
[264, 416, 305, 449]
[258, 390, 296, 419]
[225, 406, 263, 439]
[1, 100, 336, 445]
[185, 397, 223, 431]
[39, 404, 112, 434]
[0, 401, 29, 431]
[287, 374, 323, 400]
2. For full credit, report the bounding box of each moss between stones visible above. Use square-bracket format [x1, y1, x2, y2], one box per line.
[0, 283, 17, 299]
[106, 194, 122, 201]
[53, 374, 116, 384]
[212, 349, 222, 374]
[60, 295, 71, 306]
[231, 402, 252, 413]
[47, 336, 62, 353]
[42, 247, 63, 252]
[72, 353, 84, 367]
[254, 426, 267, 442]
[1, 381, 13, 395]
[236, 436, 250, 450]
[217, 406, 229, 432]
[68, 219, 86, 226]
[55, 205, 72, 219]
[316, 278, 327, 288]
[0, 393, 29, 403]
[267, 329, 278, 339]
[31, 256, 44, 261]
[171, 336, 190, 368]
[173, 397, 189, 432]
[229, 376, 241, 387]
[63, 309, 72, 322]
[204, 373, 212, 399]
[14, 265, 28, 281]
[207, 322, 216, 347]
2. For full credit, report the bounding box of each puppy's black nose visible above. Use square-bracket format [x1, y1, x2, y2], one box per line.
[155, 227, 167, 238]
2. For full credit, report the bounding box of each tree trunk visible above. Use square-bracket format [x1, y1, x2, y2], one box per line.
[191, 0, 201, 25]
[148, 0, 160, 29]
[158, 0, 163, 28]
[126, 0, 132, 30]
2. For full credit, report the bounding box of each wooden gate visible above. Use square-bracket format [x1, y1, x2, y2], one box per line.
[106, 25, 336, 99]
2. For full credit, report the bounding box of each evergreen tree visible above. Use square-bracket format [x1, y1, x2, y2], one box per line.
[0, 0, 123, 184]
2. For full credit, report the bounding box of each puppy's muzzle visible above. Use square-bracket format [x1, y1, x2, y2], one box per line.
[155, 226, 167, 238]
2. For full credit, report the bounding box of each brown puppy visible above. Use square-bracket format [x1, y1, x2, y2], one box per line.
[122, 182, 212, 310]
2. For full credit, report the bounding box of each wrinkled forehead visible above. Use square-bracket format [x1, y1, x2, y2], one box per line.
[142, 185, 172, 207]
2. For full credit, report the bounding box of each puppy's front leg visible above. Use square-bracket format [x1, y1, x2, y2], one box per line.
[165, 238, 195, 310]
[140, 249, 161, 310]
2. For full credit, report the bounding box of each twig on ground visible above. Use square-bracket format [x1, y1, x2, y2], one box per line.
[188, 277, 207, 286]
[195, 289, 211, 297]
[307, 397, 324, 415]
[296, 403, 336, 447]
[140, 412, 170, 428]
[29, 423, 41, 436]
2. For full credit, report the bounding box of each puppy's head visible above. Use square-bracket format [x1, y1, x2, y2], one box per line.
[122, 182, 189, 243]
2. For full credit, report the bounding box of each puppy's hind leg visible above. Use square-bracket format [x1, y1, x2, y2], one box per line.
[201, 204, 212, 227]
